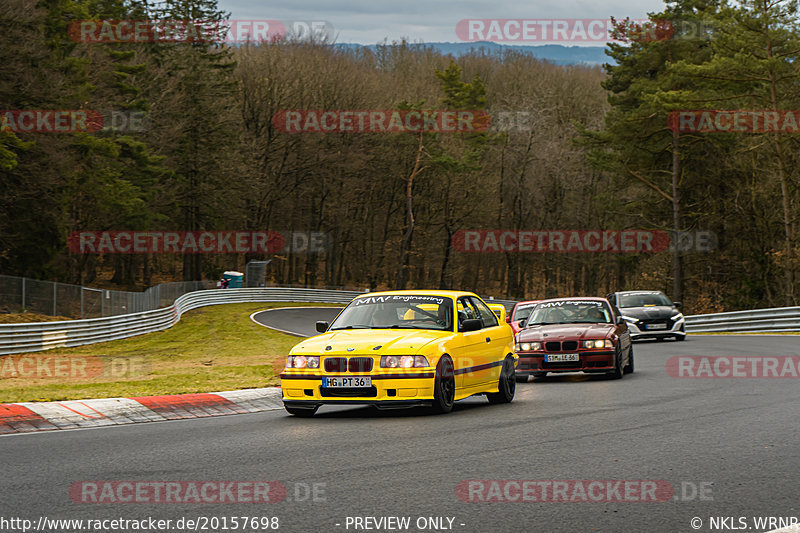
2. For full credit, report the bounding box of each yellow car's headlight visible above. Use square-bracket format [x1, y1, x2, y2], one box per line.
[286, 356, 320, 369]
[380, 355, 429, 368]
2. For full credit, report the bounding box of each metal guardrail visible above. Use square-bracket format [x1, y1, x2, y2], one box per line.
[684, 306, 800, 333]
[0, 288, 365, 355]
[4, 284, 795, 355]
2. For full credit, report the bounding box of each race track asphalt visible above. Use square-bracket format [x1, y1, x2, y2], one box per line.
[2, 308, 799, 533]
[251, 306, 342, 337]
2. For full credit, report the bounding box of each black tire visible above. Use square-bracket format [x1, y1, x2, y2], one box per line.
[675, 335, 686, 341]
[623, 347, 634, 374]
[607, 349, 623, 379]
[488, 356, 516, 404]
[430, 356, 455, 414]
[284, 405, 318, 417]
[515, 374, 530, 383]
[532, 371, 547, 378]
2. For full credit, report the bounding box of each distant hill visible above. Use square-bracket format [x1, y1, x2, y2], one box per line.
[335, 41, 610, 67]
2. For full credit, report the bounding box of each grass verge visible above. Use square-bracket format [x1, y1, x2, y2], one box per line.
[0, 302, 336, 403]
[0, 312, 73, 323]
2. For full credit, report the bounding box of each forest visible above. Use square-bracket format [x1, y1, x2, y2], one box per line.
[2, 0, 799, 313]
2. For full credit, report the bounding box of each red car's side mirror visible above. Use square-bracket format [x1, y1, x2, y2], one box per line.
[505, 316, 511, 323]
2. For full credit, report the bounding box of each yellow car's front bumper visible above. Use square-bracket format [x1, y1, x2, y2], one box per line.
[280, 371, 436, 408]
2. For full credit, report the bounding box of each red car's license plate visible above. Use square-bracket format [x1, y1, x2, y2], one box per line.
[545, 353, 579, 362]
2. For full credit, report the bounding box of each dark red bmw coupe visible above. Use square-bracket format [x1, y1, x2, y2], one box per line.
[514, 297, 633, 381]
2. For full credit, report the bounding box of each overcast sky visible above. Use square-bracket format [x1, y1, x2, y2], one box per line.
[217, 0, 668, 44]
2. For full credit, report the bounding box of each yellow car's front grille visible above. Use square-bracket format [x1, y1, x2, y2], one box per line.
[323, 356, 374, 372]
[348, 357, 373, 372]
[324, 357, 347, 372]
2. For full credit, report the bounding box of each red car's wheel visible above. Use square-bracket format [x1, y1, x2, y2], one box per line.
[623, 347, 634, 374]
[607, 349, 623, 379]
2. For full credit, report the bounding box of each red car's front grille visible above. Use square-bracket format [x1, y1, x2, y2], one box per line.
[544, 340, 579, 352]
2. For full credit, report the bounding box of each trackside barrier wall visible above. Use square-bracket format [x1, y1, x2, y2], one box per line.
[0, 288, 365, 355]
[3, 287, 796, 355]
[684, 306, 800, 333]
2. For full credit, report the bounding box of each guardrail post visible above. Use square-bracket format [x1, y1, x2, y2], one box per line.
[53, 282, 57, 316]
[21, 277, 25, 312]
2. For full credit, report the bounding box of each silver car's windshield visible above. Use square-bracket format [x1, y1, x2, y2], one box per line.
[329, 295, 453, 331]
[619, 292, 672, 308]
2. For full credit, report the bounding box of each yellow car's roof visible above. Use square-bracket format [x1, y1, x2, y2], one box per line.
[353, 289, 479, 299]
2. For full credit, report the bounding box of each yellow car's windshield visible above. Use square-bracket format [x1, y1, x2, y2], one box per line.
[330, 295, 453, 331]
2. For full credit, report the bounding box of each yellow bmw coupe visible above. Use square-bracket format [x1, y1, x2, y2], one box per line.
[280, 290, 517, 416]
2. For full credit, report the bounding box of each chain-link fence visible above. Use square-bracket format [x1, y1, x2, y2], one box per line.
[245, 260, 270, 288]
[0, 275, 216, 319]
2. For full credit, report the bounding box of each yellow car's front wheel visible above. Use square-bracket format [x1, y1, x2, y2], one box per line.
[487, 356, 516, 404]
[430, 356, 455, 414]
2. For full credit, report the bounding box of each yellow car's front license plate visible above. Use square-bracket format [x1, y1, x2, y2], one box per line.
[322, 376, 372, 388]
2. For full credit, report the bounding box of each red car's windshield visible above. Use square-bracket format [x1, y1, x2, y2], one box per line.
[528, 301, 612, 325]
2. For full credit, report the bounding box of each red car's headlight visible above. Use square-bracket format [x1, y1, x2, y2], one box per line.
[515, 342, 541, 352]
[582, 340, 613, 349]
